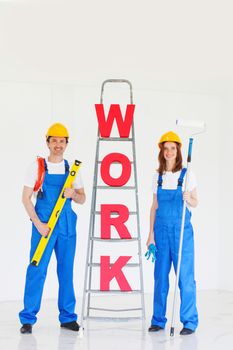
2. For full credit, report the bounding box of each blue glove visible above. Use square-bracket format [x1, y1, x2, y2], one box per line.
[145, 244, 158, 263]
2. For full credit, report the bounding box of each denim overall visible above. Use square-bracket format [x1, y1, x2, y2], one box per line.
[151, 169, 198, 331]
[19, 159, 78, 325]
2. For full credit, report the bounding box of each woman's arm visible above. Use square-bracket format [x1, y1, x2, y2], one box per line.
[146, 193, 158, 248]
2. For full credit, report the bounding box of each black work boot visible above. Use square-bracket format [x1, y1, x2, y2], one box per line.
[180, 327, 195, 335]
[20, 324, 32, 334]
[60, 321, 80, 331]
[148, 325, 163, 332]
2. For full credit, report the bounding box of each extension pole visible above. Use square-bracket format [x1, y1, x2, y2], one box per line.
[170, 138, 193, 337]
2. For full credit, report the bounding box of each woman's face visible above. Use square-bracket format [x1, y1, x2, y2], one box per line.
[163, 142, 177, 162]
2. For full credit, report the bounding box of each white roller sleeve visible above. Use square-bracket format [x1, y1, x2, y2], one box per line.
[176, 119, 206, 129]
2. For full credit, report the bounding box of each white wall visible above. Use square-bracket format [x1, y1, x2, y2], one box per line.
[0, 0, 232, 301]
[0, 82, 221, 300]
[219, 87, 233, 291]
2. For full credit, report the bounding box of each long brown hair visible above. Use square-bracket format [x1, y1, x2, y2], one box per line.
[157, 142, 183, 175]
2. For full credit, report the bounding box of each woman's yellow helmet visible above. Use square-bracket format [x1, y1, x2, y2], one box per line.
[158, 131, 182, 146]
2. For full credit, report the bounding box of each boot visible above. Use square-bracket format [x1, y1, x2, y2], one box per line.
[20, 324, 32, 334]
[180, 327, 195, 335]
[148, 325, 163, 332]
[60, 321, 80, 331]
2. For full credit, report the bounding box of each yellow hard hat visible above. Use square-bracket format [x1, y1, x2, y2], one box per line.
[158, 131, 182, 146]
[46, 123, 69, 138]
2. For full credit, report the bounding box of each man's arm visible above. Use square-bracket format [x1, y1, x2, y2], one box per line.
[22, 186, 50, 237]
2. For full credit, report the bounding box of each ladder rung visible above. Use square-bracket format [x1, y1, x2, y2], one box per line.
[99, 137, 133, 142]
[97, 161, 134, 164]
[96, 186, 136, 190]
[94, 211, 137, 215]
[86, 289, 142, 294]
[88, 263, 140, 268]
[90, 237, 139, 242]
[84, 316, 144, 322]
[89, 307, 142, 312]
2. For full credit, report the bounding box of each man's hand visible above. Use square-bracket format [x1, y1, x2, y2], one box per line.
[35, 221, 50, 237]
[63, 187, 86, 204]
[63, 187, 75, 199]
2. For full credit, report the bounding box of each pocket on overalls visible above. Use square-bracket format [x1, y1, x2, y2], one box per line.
[66, 210, 77, 237]
[154, 220, 166, 251]
[175, 223, 194, 256]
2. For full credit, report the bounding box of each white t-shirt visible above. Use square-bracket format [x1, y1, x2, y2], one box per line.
[24, 157, 84, 190]
[152, 169, 197, 194]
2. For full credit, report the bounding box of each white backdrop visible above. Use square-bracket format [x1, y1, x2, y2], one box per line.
[0, 0, 232, 301]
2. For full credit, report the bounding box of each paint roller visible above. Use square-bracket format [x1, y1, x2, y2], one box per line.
[170, 119, 206, 337]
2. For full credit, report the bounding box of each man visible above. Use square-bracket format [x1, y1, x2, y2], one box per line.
[19, 123, 85, 334]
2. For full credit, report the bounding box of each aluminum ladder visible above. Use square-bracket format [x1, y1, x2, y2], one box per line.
[80, 79, 145, 327]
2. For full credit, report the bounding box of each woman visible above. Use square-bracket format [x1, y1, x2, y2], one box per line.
[147, 131, 198, 335]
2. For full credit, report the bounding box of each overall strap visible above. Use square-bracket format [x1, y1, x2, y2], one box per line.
[177, 168, 187, 187]
[64, 159, 70, 173]
[44, 159, 48, 172]
[157, 173, 163, 187]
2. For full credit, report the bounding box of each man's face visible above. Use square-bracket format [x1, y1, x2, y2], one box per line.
[47, 137, 68, 156]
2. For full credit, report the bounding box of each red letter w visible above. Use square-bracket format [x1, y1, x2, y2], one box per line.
[95, 104, 135, 138]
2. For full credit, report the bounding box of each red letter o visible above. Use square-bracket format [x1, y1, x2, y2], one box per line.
[100, 153, 131, 186]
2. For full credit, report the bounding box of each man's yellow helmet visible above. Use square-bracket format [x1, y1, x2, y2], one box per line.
[46, 123, 69, 138]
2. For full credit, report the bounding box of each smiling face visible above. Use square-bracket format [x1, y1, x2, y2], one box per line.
[163, 142, 178, 163]
[47, 136, 68, 157]
[158, 141, 182, 174]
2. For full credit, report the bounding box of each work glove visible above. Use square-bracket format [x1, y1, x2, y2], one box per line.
[145, 244, 158, 263]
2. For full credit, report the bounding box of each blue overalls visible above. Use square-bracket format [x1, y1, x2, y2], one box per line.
[19, 159, 78, 325]
[151, 168, 198, 331]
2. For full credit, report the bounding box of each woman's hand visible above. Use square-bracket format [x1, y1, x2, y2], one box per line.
[183, 191, 191, 203]
[183, 188, 198, 207]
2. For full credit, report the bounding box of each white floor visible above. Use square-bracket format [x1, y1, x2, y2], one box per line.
[0, 291, 233, 350]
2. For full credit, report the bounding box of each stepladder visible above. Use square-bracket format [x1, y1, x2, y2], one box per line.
[80, 79, 145, 328]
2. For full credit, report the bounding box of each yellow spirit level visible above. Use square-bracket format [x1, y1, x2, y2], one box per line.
[31, 160, 82, 266]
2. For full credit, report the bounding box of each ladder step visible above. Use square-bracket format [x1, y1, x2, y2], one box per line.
[97, 161, 134, 164]
[90, 237, 139, 242]
[94, 211, 137, 215]
[99, 137, 133, 142]
[84, 316, 144, 322]
[89, 307, 142, 312]
[96, 186, 136, 190]
[88, 263, 140, 268]
[87, 289, 142, 295]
